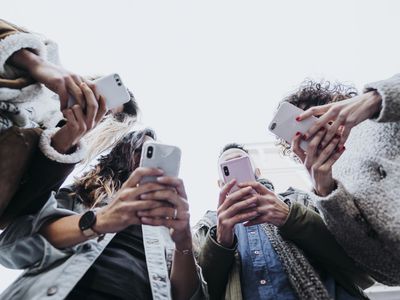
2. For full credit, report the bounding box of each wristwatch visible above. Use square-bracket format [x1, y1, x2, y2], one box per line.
[79, 210, 100, 239]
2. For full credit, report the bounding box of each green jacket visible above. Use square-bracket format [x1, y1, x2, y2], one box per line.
[193, 188, 374, 300]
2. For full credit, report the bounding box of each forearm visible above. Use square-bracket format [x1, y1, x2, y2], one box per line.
[8, 48, 42, 73]
[171, 246, 199, 300]
[40, 214, 88, 249]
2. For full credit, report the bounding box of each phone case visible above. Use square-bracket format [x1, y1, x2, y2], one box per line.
[67, 73, 130, 109]
[220, 156, 256, 193]
[139, 142, 181, 184]
[268, 102, 318, 151]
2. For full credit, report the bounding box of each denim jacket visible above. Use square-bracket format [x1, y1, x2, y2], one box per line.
[0, 189, 208, 300]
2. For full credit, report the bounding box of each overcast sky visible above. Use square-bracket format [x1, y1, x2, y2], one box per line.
[1, 0, 400, 293]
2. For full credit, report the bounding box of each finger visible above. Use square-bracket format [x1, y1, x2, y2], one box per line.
[237, 181, 271, 195]
[140, 189, 184, 209]
[315, 137, 340, 166]
[57, 86, 70, 110]
[71, 104, 87, 134]
[136, 182, 174, 197]
[226, 210, 260, 226]
[320, 117, 344, 149]
[129, 199, 168, 211]
[291, 131, 306, 162]
[71, 74, 83, 85]
[80, 82, 98, 130]
[304, 129, 325, 169]
[138, 207, 182, 219]
[298, 103, 331, 121]
[222, 196, 258, 219]
[156, 177, 187, 199]
[95, 95, 107, 124]
[303, 108, 338, 140]
[124, 167, 164, 188]
[62, 108, 76, 123]
[225, 186, 255, 203]
[218, 179, 236, 207]
[140, 217, 180, 228]
[338, 126, 351, 150]
[324, 146, 345, 169]
[66, 78, 85, 109]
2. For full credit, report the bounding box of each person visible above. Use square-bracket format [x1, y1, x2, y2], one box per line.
[0, 129, 207, 300]
[0, 19, 139, 225]
[194, 143, 373, 300]
[279, 79, 400, 285]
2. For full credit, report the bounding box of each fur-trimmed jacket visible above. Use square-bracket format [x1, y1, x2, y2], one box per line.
[0, 20, 85, 224]
[310, 73, 400, 285]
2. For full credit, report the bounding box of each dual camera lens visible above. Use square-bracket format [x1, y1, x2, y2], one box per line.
[223, 166, 230, 176]
[146, 146, 154, 159]
[114, 75, 122, 86]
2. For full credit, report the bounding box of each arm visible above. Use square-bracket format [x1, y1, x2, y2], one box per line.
[196, 225, 237, 300]
[279, 201, 374, 290]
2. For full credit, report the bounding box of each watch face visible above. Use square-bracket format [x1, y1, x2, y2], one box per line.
[79, 210, 96, 231]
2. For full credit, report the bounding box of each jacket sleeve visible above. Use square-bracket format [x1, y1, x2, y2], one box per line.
[0, 193, 76, 270]
[306, 181, 400, 286]
[195, 225, 237, 300]
[364, 73, 400, 122]
[279, 201, 374, 291]
[0, 19, 47, 86]
[1, 128, 86, 226]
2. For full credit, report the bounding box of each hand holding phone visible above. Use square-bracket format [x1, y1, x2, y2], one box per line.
[68, 73, 130, 110]
[139, 142, 181, 184]
[268, 102, 318, 151]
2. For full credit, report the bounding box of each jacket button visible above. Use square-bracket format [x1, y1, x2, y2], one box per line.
[47, 286, 58, 296]
[378, 166, 387, 180]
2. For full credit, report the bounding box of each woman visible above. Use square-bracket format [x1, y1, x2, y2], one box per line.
[0, 129, 206, 300]
[278, 79, 400, 285]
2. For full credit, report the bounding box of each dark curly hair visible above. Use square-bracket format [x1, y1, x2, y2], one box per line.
[276, 79, 358, 158]
[73, 128, 156, 208]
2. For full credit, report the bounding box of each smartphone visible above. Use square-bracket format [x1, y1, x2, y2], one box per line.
[220, 156, 256, 193]
[139, 142, 182, 184]
[68, 73, 130, 110]
[268, 102, 318, 151]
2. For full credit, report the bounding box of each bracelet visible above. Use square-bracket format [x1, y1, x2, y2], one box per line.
[175, 248, 193, 255]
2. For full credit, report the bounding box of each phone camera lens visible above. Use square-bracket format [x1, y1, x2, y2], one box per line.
[223, 166, 229, 176]
[118, 83, 122, 86]
[146, 146, 153, 159]
[270, 122, 277, 130]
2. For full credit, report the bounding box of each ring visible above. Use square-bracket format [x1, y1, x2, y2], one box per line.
[173, 208, 178, 220]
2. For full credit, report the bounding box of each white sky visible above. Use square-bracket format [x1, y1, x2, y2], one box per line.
[1, 0, 400, 293]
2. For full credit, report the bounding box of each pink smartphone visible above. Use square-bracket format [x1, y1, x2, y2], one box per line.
[220, 156, 256, 193]
[268, 102, 318, 151]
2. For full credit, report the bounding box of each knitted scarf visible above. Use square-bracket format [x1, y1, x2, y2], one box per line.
[261, 223, 332, 300]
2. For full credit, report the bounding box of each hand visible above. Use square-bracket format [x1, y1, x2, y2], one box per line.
[291, 128, 345, 196]
[51, 82, 107, 153]
[237, 181, 289, 227]
[94, 168, 171, 234]
[297, 91, 382, 149]
[216, 180, 259, 248]
[9, 49, 85, 110]
[137, 177, 193, 251]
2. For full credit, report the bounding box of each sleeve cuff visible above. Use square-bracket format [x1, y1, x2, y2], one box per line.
[364, 73, 400, 122]
[0, 32, 47, 77]
[39, 128, 86, 164]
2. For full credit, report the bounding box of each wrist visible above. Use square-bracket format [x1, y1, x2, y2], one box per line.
[365, 90, 382, 118]
[216, 227, 235, 248]
[92, 209, 108, 235]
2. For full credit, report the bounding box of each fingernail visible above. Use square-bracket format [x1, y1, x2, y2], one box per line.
[302, 134, 307, 140]
[295, 116, 301, 122]
[341, 146, 346, 152]
[295, 131, 301, 136]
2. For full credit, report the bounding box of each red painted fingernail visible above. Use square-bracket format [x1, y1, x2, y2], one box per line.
[295, 116, 301, 122]
[339, 146, 346, 152]
[295, 131, 301, 136]
[302, 134, 307, 140]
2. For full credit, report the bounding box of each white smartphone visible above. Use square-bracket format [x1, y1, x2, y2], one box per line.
[139, 142, 182, 184]
[268, 102, 318, 151]
[220, 156, 256, 193]
[68, 73, 130, 110]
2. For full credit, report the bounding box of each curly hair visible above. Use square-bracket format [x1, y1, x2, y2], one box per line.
[276, 79, 358, 159]
[73, 128, 156, 208]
